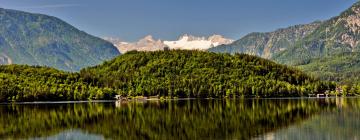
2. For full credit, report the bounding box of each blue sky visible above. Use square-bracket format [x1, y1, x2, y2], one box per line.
[0, 0, 357, 41]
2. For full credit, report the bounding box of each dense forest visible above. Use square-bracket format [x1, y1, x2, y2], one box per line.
[81, 50, 335, 98]
[0, 65, 116, 102]
[297, 52, 360, 84]
[0, 50, 337, 102]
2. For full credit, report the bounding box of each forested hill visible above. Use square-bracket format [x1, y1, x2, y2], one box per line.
[0, 50, 336, 102]
[0, 8, 120, 71]
[80, 50, 334, 98]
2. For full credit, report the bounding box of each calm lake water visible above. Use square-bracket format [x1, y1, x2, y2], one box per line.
[0, 98, 359, 140]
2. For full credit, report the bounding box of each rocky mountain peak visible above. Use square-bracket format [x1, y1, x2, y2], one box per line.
[180, 34, 209, 41]
[106, 35, 167, 53]
[107, 34, 233, 52]
[324, 1, 360, 48]
[208, 35, 234, 44]
[142, 35, 155, 41]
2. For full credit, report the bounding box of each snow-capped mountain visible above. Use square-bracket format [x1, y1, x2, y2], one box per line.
[104, 36, 166, 53]
[164, 34, 233, 50]
[104, 34, 233, 53]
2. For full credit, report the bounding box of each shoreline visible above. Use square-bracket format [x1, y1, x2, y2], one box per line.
[1, 96, 360, 105]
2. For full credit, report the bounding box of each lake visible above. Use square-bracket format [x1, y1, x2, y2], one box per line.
[0, 98, 359, 140]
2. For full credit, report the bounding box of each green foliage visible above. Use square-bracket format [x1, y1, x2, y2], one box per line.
[81, 50, 335, 98]
[274, 1, 360, 65]
[297, 52, 360, 84]
[0, 65, 115, 102]
[0, 50, 336, 102]
[0, 8, 119, 71]
[271, 2, 360, 87]
[210, 1, 360, 86]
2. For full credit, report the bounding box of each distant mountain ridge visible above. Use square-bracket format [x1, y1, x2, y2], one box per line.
[105, 34, 233, 53]
[0, 8, 120, 71]
[164, 34, 233, 50]
[209, 1, 360, 84]
[209, 22, 322, 59]
[274, 1, 360, 65]
[104, 35, 167, 53]
[273, 1, 360, 83]
[210, 1, 360, 63]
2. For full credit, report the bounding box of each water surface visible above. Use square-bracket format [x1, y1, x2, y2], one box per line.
[0, 98, 359, 139]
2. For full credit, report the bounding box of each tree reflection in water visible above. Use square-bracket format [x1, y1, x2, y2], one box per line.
[0, 98, 343, 139]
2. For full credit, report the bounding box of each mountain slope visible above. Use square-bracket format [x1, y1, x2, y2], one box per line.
[210, 1, 360, 84]
[209, 22, 321, 59]
[274, 2, 360, 65]
[270, 1, 360, 84]
[0, 8, 120, 71]
[297, 52, 360, 84]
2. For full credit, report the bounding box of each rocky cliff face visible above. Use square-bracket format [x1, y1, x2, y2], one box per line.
[208, 35, 234, 45]
[274, 1, 360, 65]
[209, 22, 321, 59]
[341, 6, 360, 48]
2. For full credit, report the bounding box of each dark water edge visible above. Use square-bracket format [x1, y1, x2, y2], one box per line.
[0, 98, 359, 140]
[1, 96, 356, 104]
[0, 100, 117, 105]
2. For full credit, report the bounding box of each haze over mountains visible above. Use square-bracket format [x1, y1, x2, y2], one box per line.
[0, 8, 120, 71]
[105, 34, 233, 53]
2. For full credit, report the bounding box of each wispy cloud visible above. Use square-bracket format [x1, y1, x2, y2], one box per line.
[13, 4, 81, 9]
